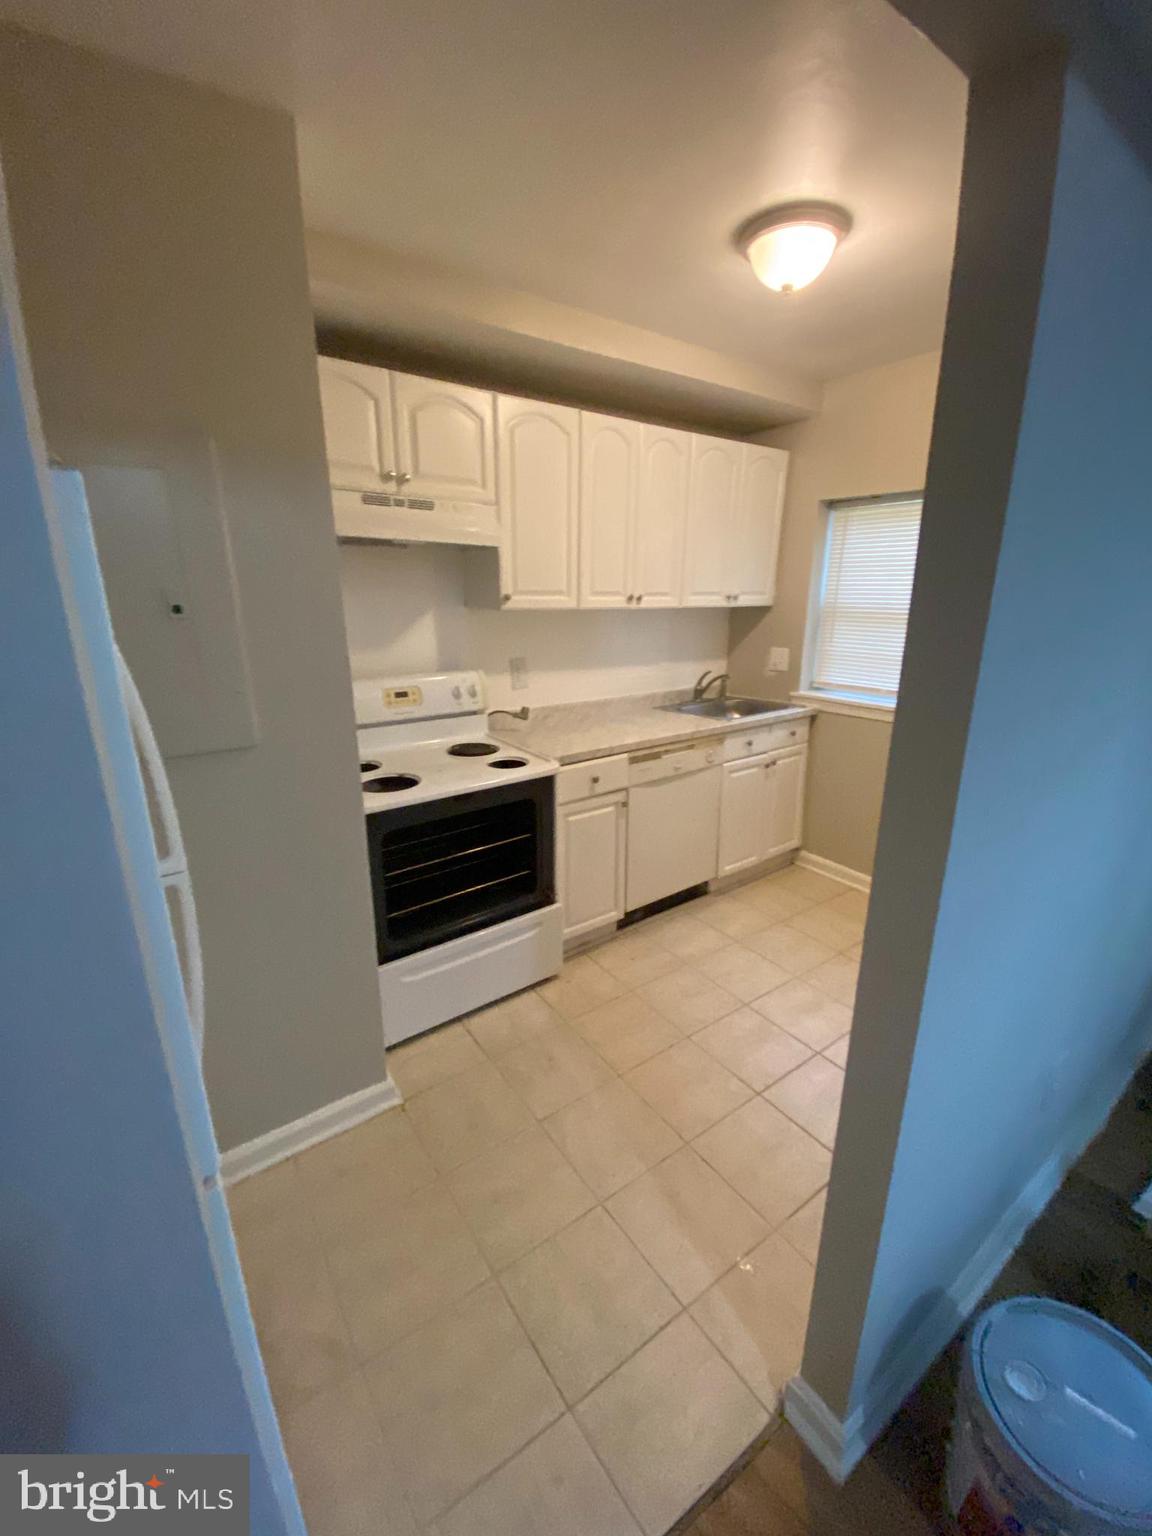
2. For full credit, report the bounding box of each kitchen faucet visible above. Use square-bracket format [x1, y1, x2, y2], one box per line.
[691, 670, 730, 702]
[490, 705, 530, 723]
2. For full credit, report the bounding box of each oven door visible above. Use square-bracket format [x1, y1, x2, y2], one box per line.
[366, 776, 555, 963]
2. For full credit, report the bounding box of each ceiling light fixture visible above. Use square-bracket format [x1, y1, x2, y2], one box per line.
[736, 202, 853, 294]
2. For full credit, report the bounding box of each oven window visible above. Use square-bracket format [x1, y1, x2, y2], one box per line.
[366, 778, 554, 962]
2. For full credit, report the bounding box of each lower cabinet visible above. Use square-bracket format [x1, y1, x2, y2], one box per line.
[718, 746, 807, 877]
[557, 791, 627, 943]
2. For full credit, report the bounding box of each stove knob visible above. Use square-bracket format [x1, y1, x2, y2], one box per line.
[452, 685, 462, 700]
[468, 684, 478, 698]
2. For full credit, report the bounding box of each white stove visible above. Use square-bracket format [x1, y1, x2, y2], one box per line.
[355, 672, 562, 1049]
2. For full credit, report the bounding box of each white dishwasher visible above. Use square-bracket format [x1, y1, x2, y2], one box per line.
[625, 743, 722, 912]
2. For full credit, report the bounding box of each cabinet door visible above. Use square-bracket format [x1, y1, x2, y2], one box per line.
[559, 793, 626, 941]
[717, 755, 771, 877]
[316, 357, 397, 493]
[733, 444, 788, 605]
[579, 412, 639, 608]
[497, 396, 580, 608]
[764, 747, 806, 858]
[682, 435, 742, 606]
[392, 373, 496, 503]
[635, 424, 690, 606]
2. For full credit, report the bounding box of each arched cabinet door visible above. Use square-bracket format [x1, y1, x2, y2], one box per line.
[733, 444, 787, 605]
[579, 411, 639, 608]
[317, 356, 397, 493]
[392, 373, 496, 503]
[635, 423, 690, 606]
[683, 435, 741, 606]
[496, 396, 580, 608]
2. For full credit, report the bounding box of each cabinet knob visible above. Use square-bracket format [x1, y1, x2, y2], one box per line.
[384, 469, 398, 481]
[591, 774, 600, 785]
[502, 593, 511, 603]
[637, 594, 644, 604]
[396, 471, 411, 486]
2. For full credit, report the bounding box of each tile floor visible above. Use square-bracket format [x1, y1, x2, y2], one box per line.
[229, 863, 862, 1536]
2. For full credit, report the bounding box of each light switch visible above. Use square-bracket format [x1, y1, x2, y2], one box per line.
[767, 647, 791, 673]
[509, 656, 529, 691]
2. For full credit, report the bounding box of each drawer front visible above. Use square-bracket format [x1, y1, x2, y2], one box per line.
[722, 717, 809, 762]
[556, 753, 629, 804]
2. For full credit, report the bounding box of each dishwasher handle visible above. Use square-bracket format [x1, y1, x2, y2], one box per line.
[628, 744, 719, 786]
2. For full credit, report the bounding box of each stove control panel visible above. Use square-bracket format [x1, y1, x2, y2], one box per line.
[353, 670, 487, 726]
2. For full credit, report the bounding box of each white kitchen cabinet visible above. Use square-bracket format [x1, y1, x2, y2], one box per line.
[682, 435, 743, 605]
[634, 423, 689, 606]
[765, 745, 806, 857]
[580, 412, 640, 607]
[317, 356, 397, 494]
[558, 791, 627, 942]
[717, 755, 771, 878]
[733, 444, 787, 605]
[391, 373, 496, 503]
[497, 396, 580, 608]
[717, 744, 807, 875]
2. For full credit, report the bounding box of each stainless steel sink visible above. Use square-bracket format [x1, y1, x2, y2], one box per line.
[665, 696, 795, 720]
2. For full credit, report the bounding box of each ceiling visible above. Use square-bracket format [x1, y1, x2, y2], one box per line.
[0, 0, 967, 385]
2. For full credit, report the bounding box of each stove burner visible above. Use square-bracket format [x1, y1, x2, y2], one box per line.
[363, 773, 421, 794]
[359, 760, 382, 773]
[489, 757, 528, 770]
[447, 742, 499, 757]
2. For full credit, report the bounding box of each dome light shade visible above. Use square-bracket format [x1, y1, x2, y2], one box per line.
[737, 203, 852, 294]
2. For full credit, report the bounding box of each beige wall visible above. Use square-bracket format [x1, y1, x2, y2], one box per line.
[728, 350, 941, 875]
[0, 27, 387, 1151]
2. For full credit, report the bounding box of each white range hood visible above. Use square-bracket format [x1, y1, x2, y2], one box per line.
[331, 487, 501, 547]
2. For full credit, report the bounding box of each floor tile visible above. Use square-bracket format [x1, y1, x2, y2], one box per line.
[388, 1021, 485, 1098]
[787, 904, 865, 952]
[823, 889, 869, 922]
[435, 1415, 641, 1536]
[592, 931, 681, 987]
[735, 877, 815, 921]
[448, 1125, 596, 1269]
[364, 1282, 564, 1524]
[684, 1448, 808, 1536]
[690, 1233, 815, 1409]
[281, 1371, 418, 1536]
[696, 944, 792, 1003]
[637, 967, 742, 1033]
[501, 1207, 678, 1403]
[763, 867, 847, 903]
[846, 940, 864, 961]
[227, 1158, 317, 1269]
[765, 1057, 845, 1149]
[607, 1146, 768, 1303]
[536, 953, 628, 1019]
[242, 1244, 357, 1413]
[575, 1314, 768, 1536]
[294, 1108, 437, 1246]
[805, 954, 860, 1007]
[751, 978, 853, 1051]
[693, 893, 773, 940]
[572, 993, 682, 1072]
[626, 1040, 753, 1139]
[779, 1189, 826, 1265]
[823, 1034, 851, 1069]
[693, 1099, 831, 1229]
[405, 1061, 533, 1172]
[642, 909, 731, 960]
[744, 922, 837, 976]
[496, 1021, 614, 1118]
[693, 1007, 813, 1091]
[466, 988, 562, 1057]
[326, 1181, 490, 1358]
[544, 1078, 681, 1199]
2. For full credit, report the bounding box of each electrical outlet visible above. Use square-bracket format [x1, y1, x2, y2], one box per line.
[509, 656, 529, 691]
[767, 646, 790, 673]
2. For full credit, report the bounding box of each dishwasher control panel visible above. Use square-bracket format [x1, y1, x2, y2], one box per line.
[628, 744, 718, 786]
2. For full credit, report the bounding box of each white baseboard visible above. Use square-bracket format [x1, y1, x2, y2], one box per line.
[786, 1024, 1152, 1480]
[221, 1077, 402, 1185]
[795, 850, 872, 892]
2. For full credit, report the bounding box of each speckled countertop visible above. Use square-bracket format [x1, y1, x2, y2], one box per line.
[489, 689, 814, 765]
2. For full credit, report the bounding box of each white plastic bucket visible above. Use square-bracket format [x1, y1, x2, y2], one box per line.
[947, 1297, 1152, 1535]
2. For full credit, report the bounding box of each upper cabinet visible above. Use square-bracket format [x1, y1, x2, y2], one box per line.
[497, 396, 580, 609]
[391, 373, 496, 503]
[318, 358, 397, 494]
[682, 435, 788, 607]
[317, 355, 787, 603]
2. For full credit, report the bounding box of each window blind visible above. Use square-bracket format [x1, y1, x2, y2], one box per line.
[810, 496, 922, 702]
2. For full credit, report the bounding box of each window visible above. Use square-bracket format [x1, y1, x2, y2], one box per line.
[806, 494, 923, 708]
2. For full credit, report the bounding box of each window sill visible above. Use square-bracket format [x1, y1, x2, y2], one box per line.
[790, 690, 896, 722]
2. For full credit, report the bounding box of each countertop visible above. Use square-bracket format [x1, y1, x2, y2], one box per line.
[490, 689, 814, 765]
